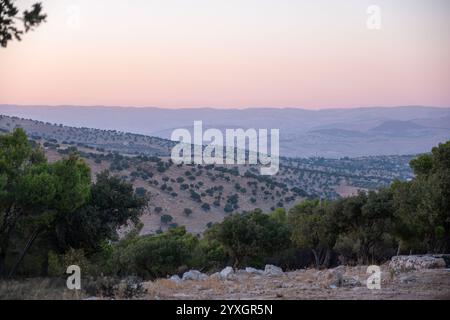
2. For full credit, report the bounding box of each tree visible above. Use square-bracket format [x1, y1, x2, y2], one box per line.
[0, 0, 46, 47]
[289, 200, 336, 268]
[161, 214, 173, 225]
[393, 141, 450, 253]
[329, 189, 395, 264]
[0, 128, 41, 275]
[209, 209, 291, 267]
[1, 129, 148, 277]
[0, 128, 92, 277]
[111, 227, 198, 279]
[53, 171, 148, 254]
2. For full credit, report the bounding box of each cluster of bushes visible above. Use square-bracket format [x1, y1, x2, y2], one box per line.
[92, 141, 449, 278]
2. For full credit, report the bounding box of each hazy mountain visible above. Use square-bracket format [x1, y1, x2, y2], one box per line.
[1, 105, 449, 157]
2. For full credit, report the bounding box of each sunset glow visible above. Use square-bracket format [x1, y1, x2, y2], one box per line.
[1, 0, 449, 108]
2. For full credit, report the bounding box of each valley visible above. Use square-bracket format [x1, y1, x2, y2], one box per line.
[0, 114, 415, 235]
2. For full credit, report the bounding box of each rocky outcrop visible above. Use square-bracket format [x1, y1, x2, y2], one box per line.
[389, 255, 448, 273]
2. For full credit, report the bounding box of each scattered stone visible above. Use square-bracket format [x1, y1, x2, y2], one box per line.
[342, 276, 362, 288]
[264, 265, 284, 277]
[329, 271, 361, 288]
[182, 270, 208, 281]
[329, 271, 344, 288]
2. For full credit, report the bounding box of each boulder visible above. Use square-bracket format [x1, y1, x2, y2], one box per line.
[182, 270, 208, 281]
[169, 275, 182, 284]
[389, 255, 447, 273]
[264, 265, 284, 276]
[219, 266, 235, 280]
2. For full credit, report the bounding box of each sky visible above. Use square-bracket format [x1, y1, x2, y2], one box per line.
[0, 0, 449, 109]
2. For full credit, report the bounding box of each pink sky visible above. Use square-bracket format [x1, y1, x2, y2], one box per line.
[0, 0, 449, 109]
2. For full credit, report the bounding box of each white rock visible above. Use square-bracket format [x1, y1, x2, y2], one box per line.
[264, 265, 284, 276]
[169, 275, 182, 283]
[182, 270, 208, 281]
[219, 266, 235, 280]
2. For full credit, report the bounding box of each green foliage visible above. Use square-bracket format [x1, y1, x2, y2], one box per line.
[0, 0, 47, 47]
[53, 171, 147, 254]
[109, 227, 198, 279]
[0, 129, 148, 277]
[393, 141, 450, 253]
[289, 200, 336, 267]
[207, 209, 291, 267]
[2, 128, 449, 278]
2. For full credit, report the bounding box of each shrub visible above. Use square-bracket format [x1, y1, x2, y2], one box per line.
[160, 214, 173, 224]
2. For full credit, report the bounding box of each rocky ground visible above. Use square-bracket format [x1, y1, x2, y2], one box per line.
[143, 257, 450, 300]
[3, 256, 448, 300]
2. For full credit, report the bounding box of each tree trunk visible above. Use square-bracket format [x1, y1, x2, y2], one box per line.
[312, 249, 320, 269]
[396, 243, 401, 256]
[233, 256, 240, 269]
[8, 229, 41, 278]
[323, 248, 331, 268]
[0, 251, 6, 277]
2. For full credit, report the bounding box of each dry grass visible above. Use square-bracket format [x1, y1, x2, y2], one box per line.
[0, 278, 85, 300]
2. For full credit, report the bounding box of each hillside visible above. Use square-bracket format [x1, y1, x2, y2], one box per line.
[0, 114, 174, 156]
[0, 114, 415, 235]
[1, 105, 449, 157]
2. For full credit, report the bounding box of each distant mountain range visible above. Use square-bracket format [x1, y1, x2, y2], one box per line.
[1, 105, 449, 157]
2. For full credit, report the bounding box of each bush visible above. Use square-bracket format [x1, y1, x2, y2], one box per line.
[160, 214, 173, 224]
[109, 227, 198, 279]
[207, 209, 291, 267]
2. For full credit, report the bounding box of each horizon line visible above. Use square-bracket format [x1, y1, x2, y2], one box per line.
[1, 104, 449, 112]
